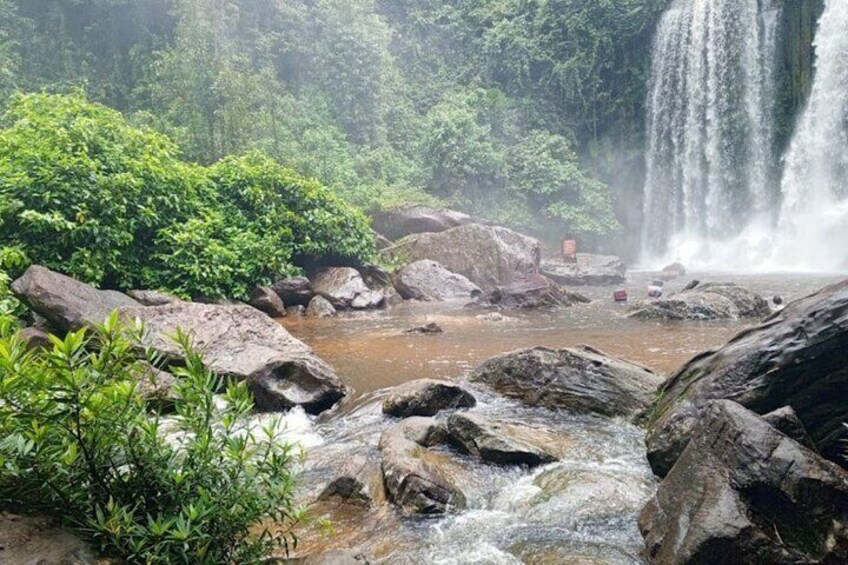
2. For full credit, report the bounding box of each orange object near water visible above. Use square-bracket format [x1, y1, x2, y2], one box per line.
[562, 239, 577, 262]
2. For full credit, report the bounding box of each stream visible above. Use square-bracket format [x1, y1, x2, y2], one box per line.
[267, 272, 843, 564]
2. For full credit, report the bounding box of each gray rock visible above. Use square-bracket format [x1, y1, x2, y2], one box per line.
[249, 286, 287, 318]
[378, 417, 465, 515]
[286, 305, 306, 317]
[393, 224, 541, 290]
[471, 346, 664, 419]
[318, 455, 383, 506]
[305, 295, 336, 318]
[393, 260, 481, 301]
[541, 254, 627, 286]
[382, 379, 476, 418]
[370, 205, 476, 241]
[133, 363, 179, 411]
[360, 264, 393, 289]
[125, 302, 348, 414]
[17, 326, 52, 350]
[312, 268, 383, 310]
[11, 265, 139, 332]
[762, 406, 817, 451]
[447, 412, 556, 467]
[660, 262, 686, 281]
[643, 278, 848, 476]
[404, 322, 444, 335]
[127, 289, 181, 306]
[272, 276, 314, 307]
[628, 282, 771, 320]
[470, 273, 590, 310]
[0, 513, 101, 565]
[639, 401, 848, 565]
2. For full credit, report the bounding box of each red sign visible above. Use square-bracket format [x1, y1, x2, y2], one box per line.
[562, 239, 577, 261]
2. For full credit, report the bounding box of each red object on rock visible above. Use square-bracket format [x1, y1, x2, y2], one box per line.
[562, 239, 578, 263]
[614, 289, 628, 302]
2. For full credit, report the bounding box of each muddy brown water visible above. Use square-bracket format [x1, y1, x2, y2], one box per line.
[270, 272, 844, 564]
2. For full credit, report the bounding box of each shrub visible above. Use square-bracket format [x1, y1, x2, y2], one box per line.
[0, 92, 375, 299]
[0, 313, 304, 563]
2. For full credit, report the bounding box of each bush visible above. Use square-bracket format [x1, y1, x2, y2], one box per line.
[0, 313, 304, 563]
[0, 92, 375, 299]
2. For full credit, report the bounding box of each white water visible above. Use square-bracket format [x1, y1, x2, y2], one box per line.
[642, 0, 781, 263]
[643, 0, 848, 272]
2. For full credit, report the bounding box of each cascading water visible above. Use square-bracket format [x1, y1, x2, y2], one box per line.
[642, 0, 781, 265]
[643, 0, 848, 272]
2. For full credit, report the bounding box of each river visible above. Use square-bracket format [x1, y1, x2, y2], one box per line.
[268, 272, 843, 564]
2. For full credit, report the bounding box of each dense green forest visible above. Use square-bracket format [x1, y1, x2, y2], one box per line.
[0, 0, 667, 244]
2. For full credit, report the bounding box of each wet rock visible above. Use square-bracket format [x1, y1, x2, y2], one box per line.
[249, 285, 287, 318]
[360, 264, 393, 289]
[393, 224, 541, 290]
[382, 379, 476, 418]
[312, 268, 383, 310]
[404, 322, 444, 335]
[370, 205, 476, 241]
[470, 273, 590, 310]
[393, 260, 481, 301]
[272, 276, 314, 307]
[447, 412, 556, 467]
[11, 265, 139, 332]
[682, 279, 700, 291]
[639, 401, 848, 565]
[125, 302, 348, 414]
[17, 326, 52, 350]
[286, 305, 306, 317]
[762, 406, 817, 451]
[0, 513, 101, 565]
[127, 289, 181, 306]
[660, 262, 686, 281]
[133, 363, 178, 411]
[471, 346, 664, 419]
[318, 455, 383, 506]
[541, 254, 627, 286]
[627, 282, 771, 320]
[643, 278, 848, 476]
[378, 417, 465, 514]
[305, 295, 336, 318]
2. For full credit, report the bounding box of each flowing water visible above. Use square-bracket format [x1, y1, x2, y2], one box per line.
[643, 0, 848, 272]
[267, 272, 843, 564]
[642, 0, 780, 261]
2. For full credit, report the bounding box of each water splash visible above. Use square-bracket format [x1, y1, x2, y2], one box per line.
[642, 0, 781, 262]
[643, 0, 848, 273]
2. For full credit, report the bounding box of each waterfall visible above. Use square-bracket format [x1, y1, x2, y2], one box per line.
[641, 0, 781, 265]
[770, 0, 848, 270]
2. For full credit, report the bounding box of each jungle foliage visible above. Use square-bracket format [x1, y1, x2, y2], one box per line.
[0, 0, 669, 241]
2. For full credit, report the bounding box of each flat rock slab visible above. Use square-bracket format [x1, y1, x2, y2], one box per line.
[378, 417, 465, 515]
[628, 282, 771, 320]
[470, 273, 590, 310]
[643, 278, 848, 476]
[447, 412, 556, 467]
[126, 302, 348, 414]
[471, 346, 664, 419]
[639, 401, 848, 565]
[394, 224, 541, 290]
[393, 260, 481, 301]
[382, 379, 476, 418]
[541, 254, 626, 286]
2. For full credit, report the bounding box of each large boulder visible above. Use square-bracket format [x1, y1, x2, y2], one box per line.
[392, 260, 481, 301]
[249, 285, 287, 318]
[644, 278, 848, 477]
[382, 379, 476, 418]
[312, 267, 383, 310]
[0, 513, 101, 565]
[394, 224, 541, 290]
[628, 282, 771, 320]
[305, 295, 336, 318]
[447, 412, 556, 467]
[639, 401, 848, 565]
[318, 455, 384, 507]
[126, 302, 348, 414]
[541, 254, 627, 286]
[470, 273, 590, 310]
[272, 276, 314, 307]
[11, 265, 139, 332]
[370, 205, 476, 241]
[378, 417, 466, 515]
[470, 346, 664, 419]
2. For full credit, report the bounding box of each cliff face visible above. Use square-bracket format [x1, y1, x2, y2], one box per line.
[774, 0, 825, 154]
